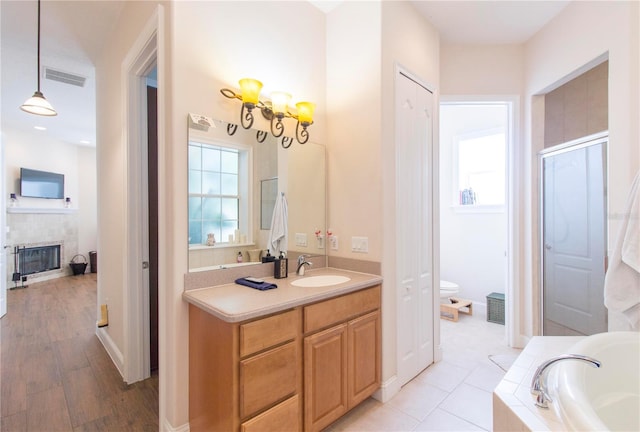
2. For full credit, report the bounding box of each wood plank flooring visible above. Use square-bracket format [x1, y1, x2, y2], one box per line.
[1, 274, 159, 431]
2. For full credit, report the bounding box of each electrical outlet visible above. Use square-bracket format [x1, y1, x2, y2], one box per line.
[330, 235, 339, 250]
[295, 233, 308, 247]
[351, 236, 369, 253]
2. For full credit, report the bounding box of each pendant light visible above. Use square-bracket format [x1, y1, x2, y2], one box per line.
[20, 0, 57, 116]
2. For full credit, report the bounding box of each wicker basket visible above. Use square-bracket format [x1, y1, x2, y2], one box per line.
[69, 254, 88, 276]
[486, 292, 505, 325]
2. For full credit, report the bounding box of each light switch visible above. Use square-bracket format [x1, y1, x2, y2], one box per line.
[330, 235, 339, 250]
[295, 233, 308, 247]
[351, 236, 369, 253]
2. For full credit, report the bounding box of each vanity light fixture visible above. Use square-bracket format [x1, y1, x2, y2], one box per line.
[220, 79, 315, 148]
[20, 0, 57, 117]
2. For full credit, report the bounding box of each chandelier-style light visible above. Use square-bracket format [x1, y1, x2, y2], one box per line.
[20, 0, 57, 117]
[220, 78, 314, 148]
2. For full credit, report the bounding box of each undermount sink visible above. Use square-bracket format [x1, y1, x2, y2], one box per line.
[291, 275, 351, 287]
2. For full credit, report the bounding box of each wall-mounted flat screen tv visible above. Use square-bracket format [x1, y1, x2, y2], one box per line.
[20, 168, 64, 199]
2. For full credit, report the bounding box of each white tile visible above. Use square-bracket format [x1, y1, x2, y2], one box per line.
[329, 398, 419, 432]
[439, 383, 493, 430]
[414, 408, 485, 431]
[465, 363, 506, 393]
[416, 360, 471, 392]
[387, 381, 449, 421]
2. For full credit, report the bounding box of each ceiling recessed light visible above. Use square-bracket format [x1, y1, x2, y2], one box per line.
[80, 140, 91, 144]
[34, 126, 46, 130]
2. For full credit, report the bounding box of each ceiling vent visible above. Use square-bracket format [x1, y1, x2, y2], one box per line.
[44, 67, 87, 88]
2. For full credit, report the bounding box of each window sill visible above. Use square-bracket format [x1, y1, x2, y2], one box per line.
[450, 204, 505, 214]
[189, 242, 256, 251]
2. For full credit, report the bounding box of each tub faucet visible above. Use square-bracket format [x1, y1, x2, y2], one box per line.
[530, 354, 601, 408]
[296, 255, 312, 276]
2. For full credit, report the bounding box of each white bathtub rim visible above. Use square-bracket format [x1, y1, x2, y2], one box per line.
[550, 331, 640, 432]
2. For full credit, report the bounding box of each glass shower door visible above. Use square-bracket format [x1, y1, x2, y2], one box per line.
[541, 136, 608, 335]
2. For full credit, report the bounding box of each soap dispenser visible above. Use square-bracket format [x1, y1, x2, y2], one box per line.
[262, 249, 275, 263]
[274, 251, 288, 279]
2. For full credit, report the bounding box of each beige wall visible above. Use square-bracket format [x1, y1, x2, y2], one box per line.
[440, 44, 524, 96]
[170, 1, 326, 428]
[525, 0, 640, 335]
[381, 1, 440, 393]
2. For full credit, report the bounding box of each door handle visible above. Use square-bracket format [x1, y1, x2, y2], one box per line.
[142, 261, 149, 269]
[545, 244, 552, 250]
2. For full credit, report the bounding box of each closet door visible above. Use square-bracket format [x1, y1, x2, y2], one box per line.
[396, 70, 434, 387]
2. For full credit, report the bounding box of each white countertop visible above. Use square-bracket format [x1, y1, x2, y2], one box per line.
[182, 267, 383, 323]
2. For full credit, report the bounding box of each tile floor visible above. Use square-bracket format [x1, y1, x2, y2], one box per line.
[328, 305, 522, 431]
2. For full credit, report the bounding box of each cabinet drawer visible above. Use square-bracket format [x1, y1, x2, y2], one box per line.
[304, 285, 381, 334]
[240, 309, 299, 357]
[241, 394, 300, 432]
[240, 341, 298, 419]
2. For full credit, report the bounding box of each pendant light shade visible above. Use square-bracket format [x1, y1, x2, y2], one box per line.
[21, 91, 57, 116]
[20, 0, 57, 117]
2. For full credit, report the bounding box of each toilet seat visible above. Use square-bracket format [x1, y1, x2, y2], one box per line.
[439, 280, 460, 298]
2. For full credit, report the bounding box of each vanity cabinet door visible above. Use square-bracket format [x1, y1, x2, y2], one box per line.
[304, 324, 348, 432]
[347, 311, 381, 408]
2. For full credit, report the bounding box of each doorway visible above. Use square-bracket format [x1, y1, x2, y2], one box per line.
[146, 79, 159, 373]
[540, 133, 608, 335]
[439, 99, 514, 342]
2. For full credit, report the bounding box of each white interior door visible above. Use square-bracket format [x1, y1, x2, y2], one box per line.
[542, 138, 607, 335]
[396, 69, 434, 387]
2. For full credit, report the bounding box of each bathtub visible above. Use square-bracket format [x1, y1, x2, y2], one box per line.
[549, 331, 640, 431]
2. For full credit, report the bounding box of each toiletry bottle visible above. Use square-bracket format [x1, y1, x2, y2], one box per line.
[262, 249, 275, 263]
[237, 252, 243, 263]
[274, 251, 288, 279]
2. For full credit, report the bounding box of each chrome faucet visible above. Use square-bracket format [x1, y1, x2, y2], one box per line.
[530, 354, 601, 408]
[296, 255, 312, 276]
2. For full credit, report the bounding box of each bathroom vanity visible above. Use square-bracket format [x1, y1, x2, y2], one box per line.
[183, 269, 382, 432]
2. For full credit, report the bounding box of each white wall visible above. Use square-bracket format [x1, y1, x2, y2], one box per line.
[524, 1, 640, 334]
[5, 128, 80, 208]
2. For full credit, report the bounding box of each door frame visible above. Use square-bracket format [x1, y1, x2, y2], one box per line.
[121, 9, 160, 384]
[537, 131, 609, 335]
[439, 95, 519, 347]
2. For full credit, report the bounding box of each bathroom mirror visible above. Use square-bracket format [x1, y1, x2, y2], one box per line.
[188, 114, 326, 271]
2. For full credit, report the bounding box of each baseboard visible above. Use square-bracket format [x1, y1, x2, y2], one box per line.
[163, 418, 190, 432]
[372, 375, 400, 403]
[96, 327, 125, 378]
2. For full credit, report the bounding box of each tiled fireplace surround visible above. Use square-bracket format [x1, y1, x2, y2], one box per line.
[7, 211, 80, 284]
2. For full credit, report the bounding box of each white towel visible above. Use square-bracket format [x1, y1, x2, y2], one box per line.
[604, 171, 640, 329]
[268, 192, 288, 256]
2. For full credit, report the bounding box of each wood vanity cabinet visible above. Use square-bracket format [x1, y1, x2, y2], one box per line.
[189, 306, 302, 432]
[188, 284, 381, 432]
[303, 285, 381, 432]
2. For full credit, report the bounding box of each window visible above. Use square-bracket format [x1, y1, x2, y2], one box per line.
[456, 130, 506, 206]
[188, 141, 249, 245]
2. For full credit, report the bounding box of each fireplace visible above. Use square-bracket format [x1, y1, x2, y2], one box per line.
[18, 245, 61, 276]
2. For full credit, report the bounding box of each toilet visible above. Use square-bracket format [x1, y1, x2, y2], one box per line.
[439, 280, 460, 299]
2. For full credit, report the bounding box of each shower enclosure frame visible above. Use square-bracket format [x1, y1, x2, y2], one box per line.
[538, 130, 609, 336]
